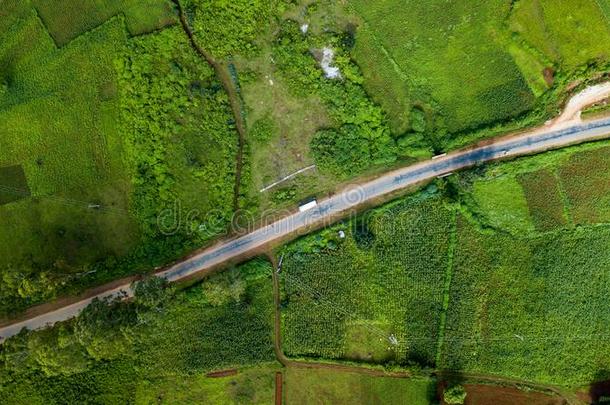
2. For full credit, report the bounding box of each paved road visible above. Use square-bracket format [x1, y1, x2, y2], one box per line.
[2, 115, 610, 341]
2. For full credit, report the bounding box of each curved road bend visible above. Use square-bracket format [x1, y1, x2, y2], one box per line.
[2, 116, 610, 341]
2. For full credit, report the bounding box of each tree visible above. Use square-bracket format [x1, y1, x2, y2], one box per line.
[132, 276, 174, 310]
[27, 326, 89, 376]
[444, 384, 467, 405]
[73, 298, 137, 361]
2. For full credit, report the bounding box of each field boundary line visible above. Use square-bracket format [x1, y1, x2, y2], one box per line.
[553, 168, 575, 227]
[434, 208, 457, 366]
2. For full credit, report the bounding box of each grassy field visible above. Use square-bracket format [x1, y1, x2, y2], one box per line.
[455, 140, 610, 236]
[517, 169, 569, 231]
[351, 0, 536, 141]
[0, 260, 276, 403]
[350, 0, 610, 150]
[32, 0, 176, 46]
[0, 9, 140, 311]
[280, 192, 454, 367]
[509, 0, 610, 70]
[284, 368, 436, 405]
[136, 366, 277, 404]
[557, 145, 610, 225]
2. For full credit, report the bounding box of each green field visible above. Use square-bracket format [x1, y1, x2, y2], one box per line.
[0, 10, 140, 313]
[440, 216, 610, 386]
[136, 366, 277, 404]
[33, 0, 176, 46]
[510, 0, 610, 69]
[285, 368, 436, 405]
[351, 0, 536, 140]
[350, 0, 610, 150]
[0, 260, 276, 403]
[280, 192, 453, 367]
[456, 141, 610, 235]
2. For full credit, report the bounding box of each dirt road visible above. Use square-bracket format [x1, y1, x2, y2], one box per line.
[1, 84, 610, 341]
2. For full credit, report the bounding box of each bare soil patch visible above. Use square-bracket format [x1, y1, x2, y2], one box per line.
[206, 369, 238, 378]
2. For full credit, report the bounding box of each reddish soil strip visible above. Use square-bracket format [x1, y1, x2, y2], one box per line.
[275, 371, 283, 405]
[437, 381, 565, 405]
[463, 384, 566, 405]
[206, 369, 238, 378]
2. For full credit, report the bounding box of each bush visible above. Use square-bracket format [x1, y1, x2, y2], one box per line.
[444, 384, 467, 404]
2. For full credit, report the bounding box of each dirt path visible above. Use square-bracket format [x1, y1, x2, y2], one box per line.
[275, 371, 283, 405]
[172, 0, 246, 212]
[556, 82, 610, 124]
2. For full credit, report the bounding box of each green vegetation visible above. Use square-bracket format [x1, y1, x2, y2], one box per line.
[136, 366, 276, 404]
[0, 260, 276, 403]
[280, 191, 453, 367]
[472, 175, 534, 234]
[285, 368, 436, 405]
[350, 0, 610, 150]
[0, 10, 139, 315]
[33, 0, 176, 46]
[440, 216, 610, 386]
[0, 3, 239, 316]
[443, 384, 467, 405]
[186, 0, 276, 58]
[116, 26, 238, 239]
[432, 141, 610, 386]
[273, 19, 421, 178]
[510, 0, 610, 70]
[558, 146, 610, 225]
[0, 165, 29, 205]
[517, 169, 568, 231]
[351, 0, 535, 142]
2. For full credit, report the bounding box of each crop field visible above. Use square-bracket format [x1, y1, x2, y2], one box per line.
[472, 175, 535, 234]
[509, 0, 610, 70]
[517, 169, 569, 231]
[32, 0, 176, 46]
[280, 193, 454, 367]
[455, 140, 610, 236]
[557, 145, 610, 225]
[0, 165, 29, 205]
[0, 259, 276, 403]
[0, 10, 140, 312]
[351, 0, 536, 140]
[439, 216, 610, 386]
[284, 368, 436, 405]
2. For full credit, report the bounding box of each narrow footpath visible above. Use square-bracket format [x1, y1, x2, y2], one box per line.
[171, 0, 247, 212]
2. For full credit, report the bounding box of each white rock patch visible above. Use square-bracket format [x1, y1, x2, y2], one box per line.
[320, 47, 341, 79]
[300, 23, 309, 34]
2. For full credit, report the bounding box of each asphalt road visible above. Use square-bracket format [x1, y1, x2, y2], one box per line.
[1, 116, 610, 341]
